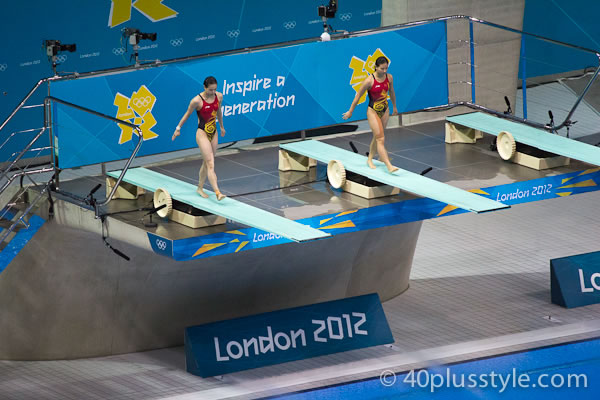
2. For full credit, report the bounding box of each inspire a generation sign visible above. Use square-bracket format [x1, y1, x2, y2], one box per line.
[185, 293, 394, 377]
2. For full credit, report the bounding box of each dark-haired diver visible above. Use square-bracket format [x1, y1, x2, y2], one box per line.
[172, 76, 227, 200]
[343, 56, 398, 173]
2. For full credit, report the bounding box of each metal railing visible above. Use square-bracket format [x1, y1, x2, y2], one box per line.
[0, 94, 144, 246]
[43, 96, 144, 213]
[0, 14, 599, 246]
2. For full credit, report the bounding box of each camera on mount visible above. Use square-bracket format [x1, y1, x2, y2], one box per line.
[318, 0, 338, 18]
[44, 40, 76, 57]
[122, 28, 157, 45]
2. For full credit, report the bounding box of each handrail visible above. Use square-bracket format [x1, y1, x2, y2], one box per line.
[0, 177, 53, 244]
[43, 96, 144, 214]
[96, 127, 143, 209]
[0, 127, 45, 153]
[44, 96, 138, 128]
[0, 127, 47, 184]
[0, 77, 57, 133]
[0, 167, 54, 200]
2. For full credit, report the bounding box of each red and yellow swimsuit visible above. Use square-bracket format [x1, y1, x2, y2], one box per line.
[368, 74, 389, 118]
[197, 94, 219, 141]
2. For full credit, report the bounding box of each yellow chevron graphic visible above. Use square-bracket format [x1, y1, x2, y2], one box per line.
[226, 230, 246, 236]
[318, 220, 356, 230]
[230, 238, 240, 243]
[437, 204, 458, 216]
[108, 0, 132, 28]
[320, 217, 333, 225]
[134, 0, 177, 22]
[556, 192, 572, 197]
[193, 242, 226, 257]
[335, 209, 358, 217]
[469, 189, 490, 195]
[109, 0, 177, 28]
[235, 241, 250, 253]
[436, 189, 488, 216]
[579, 167, 600, 176]
[560, 169, 599, 184]
[562, 177, 574, 184]
[557, 179, 597, 189]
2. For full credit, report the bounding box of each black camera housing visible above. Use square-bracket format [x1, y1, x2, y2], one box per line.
[318, 0, 338, 18]
[44, 40, 76, 57]
[123, 28, 157, 45]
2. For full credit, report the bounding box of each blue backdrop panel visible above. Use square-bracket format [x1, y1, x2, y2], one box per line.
[51, 22, 448, 168]
[0, 0, 382, 162]
[521, 0, 600, 78]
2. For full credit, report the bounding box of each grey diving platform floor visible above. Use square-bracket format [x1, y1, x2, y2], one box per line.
[106, 168, 330, 242]
[447, 111, 600, 166]
[281, 139, 509, 213]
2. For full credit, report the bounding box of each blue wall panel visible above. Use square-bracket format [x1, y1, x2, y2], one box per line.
[0, 0, 382, 162]
[50, 22, 449, 168]
[521, 0, 600, 79]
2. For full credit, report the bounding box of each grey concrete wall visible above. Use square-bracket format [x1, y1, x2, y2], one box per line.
[382, 0, 525, 125]
[0, 196, 422, 360]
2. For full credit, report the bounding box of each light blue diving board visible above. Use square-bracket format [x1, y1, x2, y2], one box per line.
[106, 168, 330, 242]
[447, 112, 600, 166]
[280, 140, 508, 214]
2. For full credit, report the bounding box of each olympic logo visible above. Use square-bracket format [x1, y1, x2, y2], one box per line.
[156, 239, 167, 251]
[283, 21, 296, 29]
[132, 96, 153, 108]
[56, 54, 68, 63]
[0, 64, 7, 72]
[170, 38, 184, 47]
[112, 47, 126, 55]
[339, 13, 352, 21]
[115, 85, 159, 143]
[226, 30, 240, 38]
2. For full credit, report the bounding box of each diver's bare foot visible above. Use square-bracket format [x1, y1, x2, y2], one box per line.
[196, 187, 209, 198]
[367, 158, 376, 169]
[387, 165, 399, 173]
[215, 191, 226, 201]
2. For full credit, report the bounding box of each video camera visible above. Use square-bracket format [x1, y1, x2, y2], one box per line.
[318, 0, 338, 18]
[122, 28, 157, 45]
[44, 40, 76, 57]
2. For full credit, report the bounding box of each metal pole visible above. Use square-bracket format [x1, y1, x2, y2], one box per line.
[469, 20, 476, 104]
[521, 37, 527, 120]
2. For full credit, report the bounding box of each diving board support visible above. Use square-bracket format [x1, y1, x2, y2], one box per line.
[511, 149, 570, 170]
[446, 113, 572, 170]
[105, 176, 145, 199]
[280, 140, 509, 213]
[445, 121, 483, 144]
[337, 178, 400, 199]
[107, 168, 330, 242]
[153, 187, 226, 229]
[278, 149, 316, 172]
[280, 148, 401, 199]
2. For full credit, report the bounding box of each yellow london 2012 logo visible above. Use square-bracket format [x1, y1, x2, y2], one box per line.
[114, 85, 159, 144]
[348, 48, 390, 104]
[108, 0, 177, 28]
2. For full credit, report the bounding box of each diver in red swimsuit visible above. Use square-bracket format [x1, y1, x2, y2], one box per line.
[172, 76, 227, 200]
[343, 56, 398, 173]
